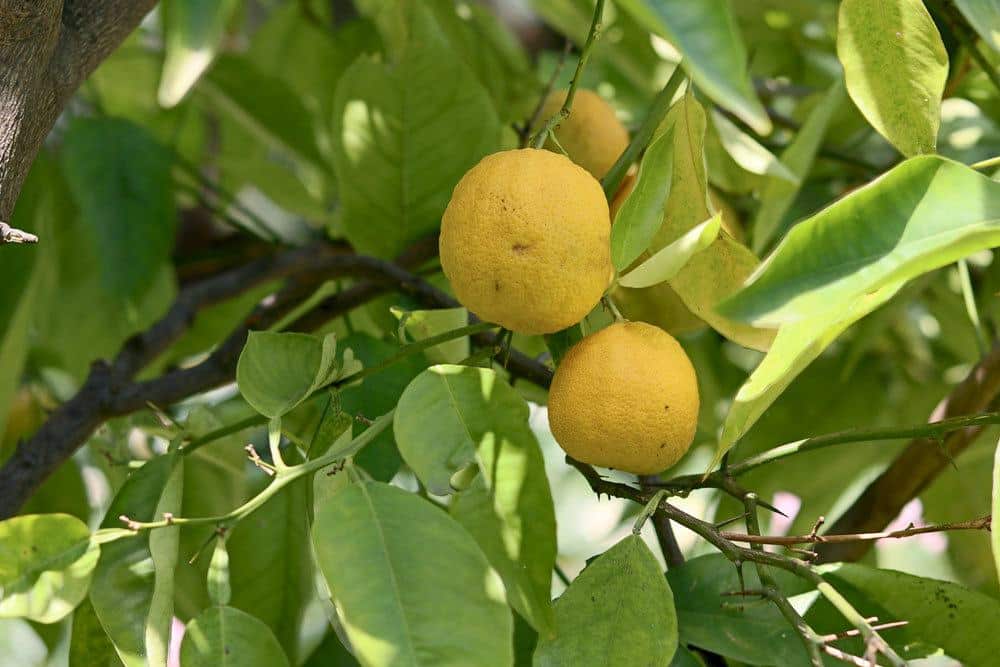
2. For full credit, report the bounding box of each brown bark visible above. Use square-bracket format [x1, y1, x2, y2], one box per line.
[0, 0, 158, 227]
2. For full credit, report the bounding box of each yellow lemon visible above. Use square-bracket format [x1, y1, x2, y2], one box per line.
[547, 321, 699, 474]
[535, 89, 629, 179]
[440, 148, 612, 335]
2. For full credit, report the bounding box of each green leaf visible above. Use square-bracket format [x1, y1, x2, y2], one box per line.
[451, 418, 557, 635]
[619, 214, 721, 289]
[69, 598, 119, 667]
[331, 3, 500, 257]
[158, 0, 239, 107]
[236, 331, 339, 419]
[837, 0, 948, 157]
[669, 646, 702, 667]
[394, 307, 470, 365]
[180, 606, 289, 667]
[0, 514, 98, 624]
[617, 0, 771, 134]
[722, 156, 1000, 327]
[647, 90, 773, 351]
[993, 438, 1000, 586]
[61, 118, 176, 302]
[817, 563, 1000, 665]
[204, 55, 327, 169]
[394, 365, 529, 495]
[337, 334, 430, 481]
[312, 481, 513, 667]
[534, 535, 677, 666]
[227, 464, 313, 662]
[714, 281, 904, 465]
[954, 0, 1000, 53]
[611, 127, 675, 270]
[665, 554, 809, 665]
[91, 454, 183, 667]
[709, 110, 797, 183]
[752, 81, 847, 253]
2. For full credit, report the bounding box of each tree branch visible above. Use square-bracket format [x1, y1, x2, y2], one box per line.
[817, 341, 1000, 562]
[721, 515, 991, 547]
[0, 0, 158, 228]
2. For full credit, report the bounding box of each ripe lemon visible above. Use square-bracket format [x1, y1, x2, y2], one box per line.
[440, 148, 612, 335]
[547, 321, 699, 474]
[534, 89, 629, 179]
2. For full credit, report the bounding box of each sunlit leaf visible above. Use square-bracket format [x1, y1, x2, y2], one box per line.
[722, 156, 1000, 326]
[616, 0, 771, 134]
[0, 514, 98, 624]
[619, 213, 721, 288]
[534, 535, 678, 666]
[393, 307, 470, 365]
[837, 0, 948, 156]
[158, 0, 239, 107]
[312, 482, 512, 667]
[709, 110, 796, 183]
[611, 127, 675, 271]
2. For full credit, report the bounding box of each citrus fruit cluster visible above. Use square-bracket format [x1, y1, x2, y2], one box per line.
[439, 89, 700, 475]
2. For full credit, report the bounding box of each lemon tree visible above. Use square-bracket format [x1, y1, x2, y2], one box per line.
[2, 1, 1000, 667]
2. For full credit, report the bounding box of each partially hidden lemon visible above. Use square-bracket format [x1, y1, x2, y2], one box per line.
[547, 321, 700, 475]
[440, 148, 612, 335]
[534, 89, 629, 179]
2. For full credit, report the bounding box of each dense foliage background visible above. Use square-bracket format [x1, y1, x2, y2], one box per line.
[2, 0, 1000, 665]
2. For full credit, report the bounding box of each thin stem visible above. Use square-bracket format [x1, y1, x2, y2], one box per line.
[972, 154, 1000, 171]
[529, 0, 606, 149]
[119, 412, 393, 533]
[602, 64, 686, 199]
[639, 474, 685, 567]
[937, 0, 1000, 96]
[725, 411, 1000, 478]
[520, 40, 573, 148]
[744, 494, 824, 667]
[180, 322, 496, 457]
[720, 514, 991, 546]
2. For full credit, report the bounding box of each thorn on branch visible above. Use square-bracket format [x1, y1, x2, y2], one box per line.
[119, 515, 141, 531]
[0, 222, 38, 244]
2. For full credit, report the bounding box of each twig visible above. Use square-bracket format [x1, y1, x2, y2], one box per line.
[529, 0, 606, 149]
[821, 620, 908, 644]
[722, 515, 991, 546]
[639, 475, 685, 567]
[818, 342, 1000, 562]
[0, 221, 38, 244]
[940, 0, 1000, 96]
[519, 40, 573, 148]
[602, 64, 686, 198]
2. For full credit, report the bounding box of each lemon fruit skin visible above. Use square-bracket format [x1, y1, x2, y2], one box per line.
[547, 321, 699, 475]
[535, 89, 629, 179]
[440, 148, 612, 335]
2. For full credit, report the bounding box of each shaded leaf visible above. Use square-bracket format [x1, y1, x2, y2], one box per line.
[0, 514, 98, 624]
[158, 0, 239, 107]
[611, 127, 675, 271]
[954, 0, 1000, 54]
[61, 118, 175, 301]
[817, 563, 1000, 665]
[752, 81, 847, 252]
[236, 331, 339, 419]
[394, 365, 529, 495]
[312, 481, 512, 667]
[665, 554, 809, 665]
[331, 3, 500, 257]
[180, 606, 289, 667]
[993, 438, 1000, 586]
[722, 156, 1000, 326]
[69, 598, 119, 667]
[91, 454, 183, 667]
[534, 535, 677, 666]
[837, 0, 948, 156]
[617, 0, 770, 133]
[619, 214, 721, 289]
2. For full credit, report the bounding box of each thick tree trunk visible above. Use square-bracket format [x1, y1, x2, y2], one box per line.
[0, 0, 159, 226]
